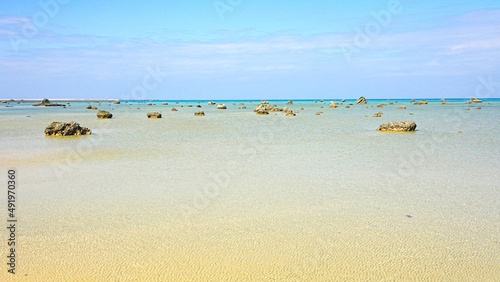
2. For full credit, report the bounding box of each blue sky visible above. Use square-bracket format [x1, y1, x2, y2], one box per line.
[1, 0, 500, 99]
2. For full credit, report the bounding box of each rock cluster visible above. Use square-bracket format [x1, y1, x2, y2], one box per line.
[467, 97, 482, 104]
[45, 122, 91, 136]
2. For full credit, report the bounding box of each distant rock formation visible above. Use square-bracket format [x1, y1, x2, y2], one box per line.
[114, 99, 120, 104]
[254, 103, 281, 113]
[377, 121, 417, 132]
[86, 105, 97, 110]
[329, 101, 338, 108]
[414, 100, 428, 105]
[467, 97, 482, 104]
[97, 110, 113, 119]
[217, 104, 227, 109]
[147, 112, 162, 118]
[45, 122, 91, 136]
[33, 98, 65, 107]
[194, 111, 205, 116]
[286, 100, 293, 104]
[356, 96, 367, 104]
[208, 101, 216, 106]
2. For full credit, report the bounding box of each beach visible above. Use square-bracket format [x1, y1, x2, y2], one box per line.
[0, 99, 499, 281]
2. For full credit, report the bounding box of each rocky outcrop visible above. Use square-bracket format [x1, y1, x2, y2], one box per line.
[377, 121, 417, 132]
[414, 100, 428, 105]
[33, 98, 65, 107]
[196, 105, 202, 108]
[96, 110, 113, 119]
[373, 111, 383, 117]
[467, 97, 482, 104]
[147, 112, 162, 118]
[377, 103, 386, 108]
[356, 96, 367, 104]
[286, 100, 293, 104]
[194, 111, 205, 116]
[208, 101, 216, 106]
[254, 103, 281, 113]
[114, 99, 120, 104]
[285, 111, 296, 117]
[217, 104, 227, 109]
[171, 107, 178, 111]
[45, 122, 91, 136]
[329, 101, 338, 108]
[162, 102, 168, 105]
[86, 105, 97, 110]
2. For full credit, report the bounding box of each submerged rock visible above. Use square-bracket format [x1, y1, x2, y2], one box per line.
[33, 98, 65, 107]
[45, 122, 91, 136]
[315, 111, 323, 115]
[397, 106, 407, 110]
[194, 111, 205, 116]
[286, 100, 293, 104]
[171, 107, 178, 111]
[414, 100, 428, 105]
[96, 110, 113, 119]
[356, 96, 367, 104]
[147, 112, 162, 118]
[86, 105, 97, 110]
[373, 111, 383, 117]
[377, 121, 417, 132]
[162, 102, 168, 105]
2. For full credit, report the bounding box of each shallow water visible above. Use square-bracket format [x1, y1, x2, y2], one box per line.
[0, 99, 499, 281]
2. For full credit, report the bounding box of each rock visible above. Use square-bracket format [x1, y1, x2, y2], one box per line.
[475, 107, 481, 110]
[286, 100, 293, 104]
[86, 105, 97, 110]
[254, 103, 281, 113]
[285, 111, 296, 117]
[147, 112, 162, 118]
[114, 99, 120, 104]
[194, 111, 205, 116]
[377, 103, 386, 108]
[329, 101, 338, 108]
[319, 100, 324, 102]
[414, 100, 428, 105]
[397, 106, 407, 110]
[377, 121, 417, 132]
[96, 110, 113, 119]
[188, 105, 193, 107]
[458, 130, 463, 134]
[410, 99, 416, 103]
[373, 111, 383, 117]
[356, 96, 367, 104]
[217, 104, 227, 109]
[345, 105, 350, 108]
[45, 122, 91, 136]
[171, 107, 178, 111]
[300, 107, 304, 110]
[241, 106, 247, 109]
[341, 99, 346, 102]
[162, 102, 168, 105]
[467, 97, 482, 104]
[33, 98, 65, 107]
[261, 100, 269, 104]
[147, 103, 152, 106]
[196, 105, 202, 108]
[255, 107, 269, 115]
[315, 111, 323, 115]
[208, 101, 216, 106]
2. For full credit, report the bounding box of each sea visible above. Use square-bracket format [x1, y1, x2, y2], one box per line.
[0, 98, 499, 281]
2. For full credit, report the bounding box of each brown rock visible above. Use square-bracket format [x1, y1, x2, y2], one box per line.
[96, 110, 113, 119]
[147, 112, 162, 118]
[377, 121, 417, 132]
[45, 122, 91, 136]
[356, 96, 367, 104]
[194, 111, 205, 116]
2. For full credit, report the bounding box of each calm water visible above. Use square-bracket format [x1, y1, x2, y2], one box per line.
[0, 99, 499, 281]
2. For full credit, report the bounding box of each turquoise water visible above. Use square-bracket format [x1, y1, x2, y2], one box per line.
[0, 99, 499, 281]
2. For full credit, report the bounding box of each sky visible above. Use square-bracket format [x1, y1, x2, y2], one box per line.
[1, 0, 500, 100]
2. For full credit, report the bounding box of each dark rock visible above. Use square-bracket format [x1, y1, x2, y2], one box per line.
[171, 107, 178, 112]
[114, 99, 120, 104]
[356, 96, 367, 104]
[33, 98, 65, 107]
[194, 111, 205, 116]
[45, 122, 91, 136]
[86, 105, 97, 110]
[377, 121, 417, 132]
